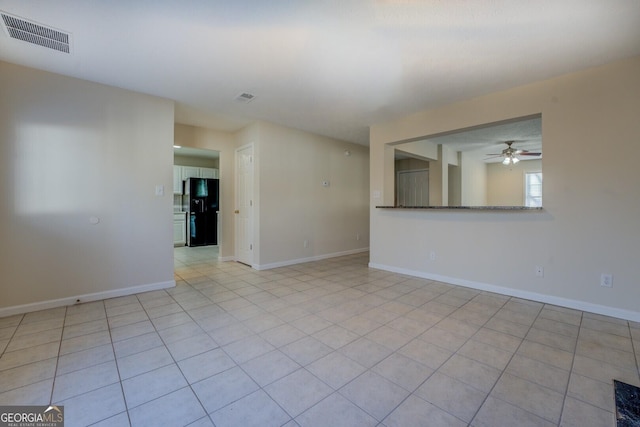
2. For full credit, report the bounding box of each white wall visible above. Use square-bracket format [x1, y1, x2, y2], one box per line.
[370, 56, 640, 321]
[253, 121, 370, 269]
[0, 61, 175, 315]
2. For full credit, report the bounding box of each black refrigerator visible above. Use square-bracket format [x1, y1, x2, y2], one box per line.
[183, 178, 219, 246]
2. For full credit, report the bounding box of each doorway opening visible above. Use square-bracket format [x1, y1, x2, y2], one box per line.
[173, 147, 221, 254]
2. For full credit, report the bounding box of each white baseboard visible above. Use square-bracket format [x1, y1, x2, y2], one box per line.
[255, 247, 370, 271]
[369, 262, 640, 323]
[0, 280, 176, 318]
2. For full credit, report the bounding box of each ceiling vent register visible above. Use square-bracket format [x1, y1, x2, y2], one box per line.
[235, 92, 256, 103]
[1, 12, 71, 53]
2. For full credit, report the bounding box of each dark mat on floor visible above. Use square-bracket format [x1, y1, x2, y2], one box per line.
[615, 380, 640, 427]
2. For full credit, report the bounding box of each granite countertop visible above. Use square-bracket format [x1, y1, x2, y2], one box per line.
[375, 206, 543, 210]
[614, 380, 640, 425]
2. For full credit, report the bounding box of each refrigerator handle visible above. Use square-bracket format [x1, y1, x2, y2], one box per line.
[193, 199, 205, 213]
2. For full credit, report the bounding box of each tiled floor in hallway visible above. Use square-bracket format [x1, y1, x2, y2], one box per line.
[1, 246, 639, 426]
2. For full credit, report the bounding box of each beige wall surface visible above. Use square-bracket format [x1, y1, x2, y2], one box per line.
[174, 154, 219, 169]
[370, 56, 640, 320]
[460, 153, 487, 206]
[487, 159, 542, 206]
[0, 61, 175, 314]
[254, 121, 370, 268]
[395, 158, 430, 172]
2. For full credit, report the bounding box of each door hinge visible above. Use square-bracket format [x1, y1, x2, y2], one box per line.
[250, 244, 253, 250]
[250, 200, 253, 206]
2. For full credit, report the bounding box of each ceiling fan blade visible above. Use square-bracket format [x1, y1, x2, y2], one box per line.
[485, 153, 502, 156]
[519, 152, 542, 156]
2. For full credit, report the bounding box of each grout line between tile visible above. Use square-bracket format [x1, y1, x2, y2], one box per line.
[48, 305, 67, 406]
[555, 308, 584, 426]
[466, 300, 546, 425]
[3, 250, 637, 427]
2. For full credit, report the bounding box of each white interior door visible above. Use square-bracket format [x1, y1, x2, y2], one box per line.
[235, 144, 254, 266]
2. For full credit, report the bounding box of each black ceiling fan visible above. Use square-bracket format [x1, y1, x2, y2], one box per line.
[485, 141, 542, 164]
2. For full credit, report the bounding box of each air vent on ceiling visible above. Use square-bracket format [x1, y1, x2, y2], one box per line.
[1, 12, 71, 53]
[235, 92, 256, 103]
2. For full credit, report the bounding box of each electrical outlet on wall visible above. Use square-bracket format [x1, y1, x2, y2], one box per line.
[600, 274, 613, 288]
[535, 266, 544, 277]
[429, 251, 436, 261]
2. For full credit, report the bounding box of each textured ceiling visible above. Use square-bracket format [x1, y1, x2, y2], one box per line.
[1, 1, 639, 145]
[396, 116, 542, 163]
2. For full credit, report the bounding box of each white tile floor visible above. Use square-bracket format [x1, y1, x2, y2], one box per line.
[1, 246, 639, 426]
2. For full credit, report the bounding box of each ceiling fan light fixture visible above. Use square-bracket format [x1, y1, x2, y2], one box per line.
[502, 153, 519, 165]
[486, 142, 540, 165]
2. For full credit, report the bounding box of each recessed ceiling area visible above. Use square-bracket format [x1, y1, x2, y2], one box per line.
[0, 1, 639, 145]
[419, 116, 542, 162]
